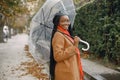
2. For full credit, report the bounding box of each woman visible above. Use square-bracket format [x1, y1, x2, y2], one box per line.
[50, 12, 84, 80]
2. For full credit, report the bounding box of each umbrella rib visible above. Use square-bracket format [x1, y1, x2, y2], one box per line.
[46, 6, 54, 22]
[42, 8, 47, 41]
[42, 8, 45, 24]
[40, 23, 53, 29]
[35, 27, 44, 43]
[44, 25, 47, 41]
[41, 8, 46, 35]
[46, 1, 61, 22]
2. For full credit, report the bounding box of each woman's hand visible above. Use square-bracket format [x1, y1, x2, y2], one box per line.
[74, 36, 80, 47]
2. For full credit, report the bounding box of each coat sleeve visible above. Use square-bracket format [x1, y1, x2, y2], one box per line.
[52, 33, 77, 62]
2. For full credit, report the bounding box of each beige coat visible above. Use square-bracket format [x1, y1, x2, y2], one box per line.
[52, 31, 80, 80]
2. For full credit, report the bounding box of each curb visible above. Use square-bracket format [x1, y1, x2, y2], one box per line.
[84, 71, 107, 80]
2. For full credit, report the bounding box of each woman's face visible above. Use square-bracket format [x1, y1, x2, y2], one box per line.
[59, 15, 70, 30]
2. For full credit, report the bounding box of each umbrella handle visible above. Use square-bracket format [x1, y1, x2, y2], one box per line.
[79, 39, 90, 51]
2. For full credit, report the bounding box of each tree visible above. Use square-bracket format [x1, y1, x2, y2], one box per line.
[0, 0, 45, 42]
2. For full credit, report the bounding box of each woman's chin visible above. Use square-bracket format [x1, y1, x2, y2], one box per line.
[63, 26, 69, 30]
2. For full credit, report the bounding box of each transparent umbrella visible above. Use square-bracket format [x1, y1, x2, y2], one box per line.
[29, 0, 89, 65]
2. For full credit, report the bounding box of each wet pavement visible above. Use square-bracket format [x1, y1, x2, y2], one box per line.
[82, 59, 120, 80]
[0, 34, 38, 80]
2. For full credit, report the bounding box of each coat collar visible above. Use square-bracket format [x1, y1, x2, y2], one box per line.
[57, 26, 74, 44]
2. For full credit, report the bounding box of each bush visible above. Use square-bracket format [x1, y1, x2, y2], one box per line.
[73, 0, 120, 64]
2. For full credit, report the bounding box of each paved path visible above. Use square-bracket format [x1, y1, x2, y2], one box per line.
[0, 34, 38, 80]
[82, 59, 120, 80]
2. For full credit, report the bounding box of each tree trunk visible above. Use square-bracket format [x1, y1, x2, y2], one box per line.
[0, 13, 4, 42]
[0, 25, 4, 43]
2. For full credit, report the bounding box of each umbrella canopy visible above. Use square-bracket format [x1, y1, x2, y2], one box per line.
[29, 0, 76, 64]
